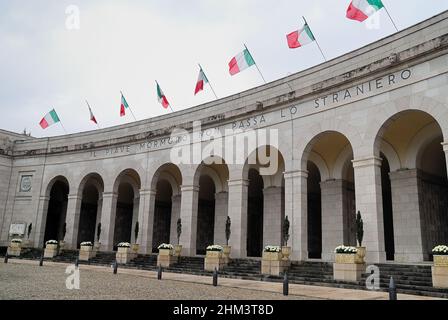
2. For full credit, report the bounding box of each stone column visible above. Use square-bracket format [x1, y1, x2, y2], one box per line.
[179, 185, 199, 256]
[139, 189, 155, 254]
[64, 194, 82, 250]
[169, 195, 182, 245]
[99, 192, 118, 251]
[34, 196, 50, 248]
[320, 180, 345, 261]
[227, 179, 249, 258]
[352, 157, 386, 263]
[263, 187, 283, 248]
[284, 170, 308, 261]
[389, 169, 424, 262]
[213, 191, 229, 245]
[443, 142, 448, 174]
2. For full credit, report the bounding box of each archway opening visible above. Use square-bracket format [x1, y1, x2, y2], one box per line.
[44, 179, 69, 243]
[152, 179, 173, 253]
[247, 168, 264, 257]
[196, 175, 216, 255]
[380, 153, 395, 261]
[376, 110, 447, 261]
[113, 182, 134, 248]
[307, 161, 322, 259]
[77, 184, 99, 246]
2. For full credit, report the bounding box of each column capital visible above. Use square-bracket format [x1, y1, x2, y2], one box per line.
[227, 179, 249, 187]
[102, 191, 118, 198]
[442, 141, 448, 152]
[284, 170, 308, 179]
[352, 156, 382, 168]
[67, 194, 82, 201]
[139, 189, 157, 197]
[180, 185, 200, 192]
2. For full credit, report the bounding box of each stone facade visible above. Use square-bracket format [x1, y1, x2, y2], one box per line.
[1, 12, 448, 266]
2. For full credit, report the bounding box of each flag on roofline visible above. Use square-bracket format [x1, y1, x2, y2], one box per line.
[228, 48, 256, 76]
[39, 109, 60, 129]
[286, 22, 315, 49]
[120, 93, 129, 117]
[346, 0, 384, 22]
[194, 67, 209, 95]
[156, 82, 170, 109]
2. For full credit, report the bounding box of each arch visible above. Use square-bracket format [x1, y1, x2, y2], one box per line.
[308, 151, 330, 181]
[408, 122, 444, 169]
[333, 145, 354, 180]
[150, 163, 182, 193]
[45, 175, 70, 198]
[77, 173, 104, 198]
[113, 168, 141, 195]
[378, 140, 401, 172]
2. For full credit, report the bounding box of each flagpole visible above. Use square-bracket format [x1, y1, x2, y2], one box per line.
[120, 91, 137, 121]
[244, 43, 267, 84]
[302, 16, 327, 62]
[198, 63, 219, 100]
[59, 121, 68, 135]
[156, 81, 174, 113]
[85, 100, 101, 129]
[384, 6, 399, 32]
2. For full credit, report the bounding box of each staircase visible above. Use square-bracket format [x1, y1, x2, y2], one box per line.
[125, 254, 158, 270]
[360, 263, 448, 299]
[221, 259, 263, 280]
[165, 256, 211, 275]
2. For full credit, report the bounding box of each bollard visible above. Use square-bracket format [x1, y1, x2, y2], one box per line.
[113, 260, 118, 275]
[213, 268, 218, 287]
[39, 254, 44, 267]
[157, 265, 162, 280]
[75, 257, 79, 268]
[283, 272, 289, 296]
[389, 276, 397, 300]
[4, 253, 8, 264]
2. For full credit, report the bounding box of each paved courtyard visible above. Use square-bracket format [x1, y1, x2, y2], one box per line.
[0, 262, 307, 300]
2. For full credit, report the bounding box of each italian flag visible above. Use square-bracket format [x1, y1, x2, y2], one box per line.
[346, 0, 384, 22]
[194, 68, 209, 95]
[229, 48, 255, 76]
[287, 23, 315, 49]
[89, 107, 97, 124]
[157, 82, 170, 109]
[39, 109, 60, 129]
[120, 93, 129, 117]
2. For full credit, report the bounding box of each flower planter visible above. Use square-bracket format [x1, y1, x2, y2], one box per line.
[205, 250, 226, 271]
[174, 245, 183, 257]
[79, 245, 96, 261]
[334, 253, 365, 282]
[157, 249, 177, 267]
[262, 251, 282, 261]
[434, 255, 448, 267]
[7, 242, 22, 257]
[44, 243, 58, 258]
[116, 247, 136, 264]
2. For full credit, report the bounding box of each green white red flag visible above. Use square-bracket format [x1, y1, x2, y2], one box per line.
[39, 109, 60, 129]
[157, 82, 170, 109]
[229, 48, 255, 76]
[120, 93, 129, 117]
[195, 67, 209, 95]
[287, 23, 315, 49]
[346, 0, 384, 22]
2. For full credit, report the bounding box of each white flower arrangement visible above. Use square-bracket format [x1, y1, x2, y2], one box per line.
[11, 238, 23, 244]
[432, 245, 448, 255]
[80, 241, 93, 247]
[117, 242, 131, 248]
[45, 240, 58, 245]
[264, 245, 281, 253]
[206, 245, 224, 252]
[335, 245, 358, 254]
[158, 243, 174, 250]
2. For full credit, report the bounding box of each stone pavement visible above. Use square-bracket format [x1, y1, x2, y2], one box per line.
[3, 259, 445, 300]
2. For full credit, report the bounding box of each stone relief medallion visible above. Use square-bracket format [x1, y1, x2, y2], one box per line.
[20, 175, 32, 192]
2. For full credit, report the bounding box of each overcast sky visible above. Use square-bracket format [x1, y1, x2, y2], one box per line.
[1, 0, 447, 137]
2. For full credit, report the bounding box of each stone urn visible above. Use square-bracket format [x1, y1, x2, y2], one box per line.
[94, 242, 101, 252]
[58, 241, 65, 254]
[174, 245, 183, 257]
[356, 247, 366, 264]
[222, 245, 231, 263]
[131, 244, 139, 254]
[281, 246, 291, 261]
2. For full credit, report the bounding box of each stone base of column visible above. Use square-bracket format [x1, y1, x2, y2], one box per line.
[333, 263, 366, 282]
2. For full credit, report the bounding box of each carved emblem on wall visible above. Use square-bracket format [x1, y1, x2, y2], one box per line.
[20, 175, 32, 192]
